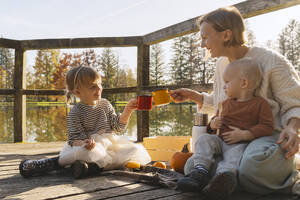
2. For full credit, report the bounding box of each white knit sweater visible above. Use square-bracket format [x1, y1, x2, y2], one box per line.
[202, 46, 300, 130]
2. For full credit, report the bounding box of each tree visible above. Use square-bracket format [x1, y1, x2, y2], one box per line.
[126, 68, 136, 87]
[0, 48, 14, 89]
[53, 50, 101, 91]
[278, 19, 300, 71]
[170, 36, 189, 84]
[184, 33, 199, 84]
[245, 21, 257, 47]
[52, 53, 71, 90]
[100, 48, 118, 89]
[185, 33, 215, 84]
[150, 44, 165, 86]
[30, 49, 60, 90]
[169, 34, 215, 85]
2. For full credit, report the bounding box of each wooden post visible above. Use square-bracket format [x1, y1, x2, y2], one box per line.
[14, 48, 26, 143]
[137, 44, 150, 142]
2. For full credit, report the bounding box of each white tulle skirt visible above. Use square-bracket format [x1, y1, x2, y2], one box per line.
[58, 133, 151, 170]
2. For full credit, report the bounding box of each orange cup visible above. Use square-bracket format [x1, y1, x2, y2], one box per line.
[152, 89, 171, 106]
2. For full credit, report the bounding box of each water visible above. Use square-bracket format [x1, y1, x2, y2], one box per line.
[0, 103, 210, 143]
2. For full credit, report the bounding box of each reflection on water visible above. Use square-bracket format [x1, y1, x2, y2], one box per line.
[0, 103, 211, 143]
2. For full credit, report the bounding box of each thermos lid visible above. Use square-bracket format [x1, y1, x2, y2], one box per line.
[194, 113, 208, 126]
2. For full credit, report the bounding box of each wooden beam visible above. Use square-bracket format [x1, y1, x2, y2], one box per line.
[14, 48, 26, 143]
[237, 0, 300, 18]
[20, 36, 143, 50]
[0, 89, 15, 95]
[137, 44, 150, 142]
[0, 84, 212, 96]
[143, 0, 300, 45]
[0, 38, 20, 49]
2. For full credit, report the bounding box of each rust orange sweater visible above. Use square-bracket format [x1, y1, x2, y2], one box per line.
[208, 96, 274, 138]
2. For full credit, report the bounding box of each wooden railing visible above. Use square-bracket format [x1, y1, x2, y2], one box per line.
[0, 0, 299, 142]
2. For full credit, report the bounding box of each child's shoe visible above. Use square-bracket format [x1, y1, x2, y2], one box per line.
[71, 160, 88, 179]
[202, 171, 237, 200]
[87, 162, 104, 176]
[19, 157, 60, 178]
[176, 169, 210, 192]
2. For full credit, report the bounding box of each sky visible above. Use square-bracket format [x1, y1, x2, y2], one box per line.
[1, 0, 299, 71]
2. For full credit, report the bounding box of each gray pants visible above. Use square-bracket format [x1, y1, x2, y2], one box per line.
[191, 134, 247, 176]
[185, 131, 299, 194]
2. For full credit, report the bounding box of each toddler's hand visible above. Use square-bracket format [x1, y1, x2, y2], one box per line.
[72, 140, 84, 146]
[210, 117, 223, 130]
[222, 126, 244, 144]
[84, 138, 95, 150]
[125, 98, 138, 112]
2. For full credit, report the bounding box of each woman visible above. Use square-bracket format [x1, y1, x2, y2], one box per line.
[170, 6, 300, 195]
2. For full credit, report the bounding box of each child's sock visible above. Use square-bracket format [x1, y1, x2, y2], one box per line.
[194, 164, 209, 175]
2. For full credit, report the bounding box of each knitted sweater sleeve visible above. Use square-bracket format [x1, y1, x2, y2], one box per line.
[202, 92, 214, 106]
[270, 53, 300, 127]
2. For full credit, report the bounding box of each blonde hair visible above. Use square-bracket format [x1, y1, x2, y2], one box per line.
[197, 6, 246, 47]
[65, 66, 101, 103]
[229, 58, 263, 91]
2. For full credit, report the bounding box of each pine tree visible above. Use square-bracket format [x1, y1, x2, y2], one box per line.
[0, 48, 14, 89]
[150, 44, 165, 86]
[169, 33, 215, 85]
[126, 68, 136, 87]
[100, 48, 118, 89]
[170, 36, 189, 84]
[278, 19, 300, 71]
[184, 34, 199, 84]
[245, 21, 257, 47]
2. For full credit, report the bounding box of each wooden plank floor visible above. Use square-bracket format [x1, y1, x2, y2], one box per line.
[0, 143, 298, 200]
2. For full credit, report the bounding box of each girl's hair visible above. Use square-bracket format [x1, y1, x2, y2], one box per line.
[197, 6, 246, 47]
[65, 66, 101, 103]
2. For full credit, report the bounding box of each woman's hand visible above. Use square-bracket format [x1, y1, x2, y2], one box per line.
[210, 117, 223, 130]
[170, 88, 192, 103]
[170, 88, 203, 107]
[277, 125, 300, 159]
[84, 138, 96, 150]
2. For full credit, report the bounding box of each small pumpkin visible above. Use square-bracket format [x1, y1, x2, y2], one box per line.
[171, 143, 193, 173]
[126, 161, 141, 169]
[153, 161, 167, 169]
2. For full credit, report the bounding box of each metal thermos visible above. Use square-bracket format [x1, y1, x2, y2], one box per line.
[191, 113, 208, 152]
[194, 113, 208, 126]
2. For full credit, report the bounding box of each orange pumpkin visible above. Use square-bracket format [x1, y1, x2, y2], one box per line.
[171, 143, 193, 173]
[153, 161, 167, 169]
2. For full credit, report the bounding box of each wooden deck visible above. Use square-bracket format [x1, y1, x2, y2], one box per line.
[0, 143, 298, 200]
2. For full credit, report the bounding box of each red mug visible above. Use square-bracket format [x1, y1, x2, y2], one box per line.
[137, 96, 153, 111]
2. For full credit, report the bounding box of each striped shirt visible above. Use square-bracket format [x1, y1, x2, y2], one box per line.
[67, 98, 126, 145]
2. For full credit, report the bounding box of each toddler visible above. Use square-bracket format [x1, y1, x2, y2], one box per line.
[177, 58, 274, 199]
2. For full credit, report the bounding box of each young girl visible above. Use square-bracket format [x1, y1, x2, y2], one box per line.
[19, 66, 151, 179]
[58, 66, 151, 178]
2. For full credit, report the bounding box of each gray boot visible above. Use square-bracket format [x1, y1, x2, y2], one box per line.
[19, 156, 60, 178]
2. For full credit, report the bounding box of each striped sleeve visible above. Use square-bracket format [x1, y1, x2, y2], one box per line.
[67, 106, 98, 145]
[102, 99, 127, 133]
